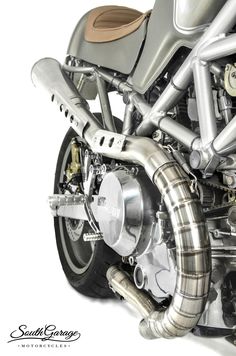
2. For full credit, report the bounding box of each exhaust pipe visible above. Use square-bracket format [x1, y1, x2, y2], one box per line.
[31, 58, 102, 146]
[106, 266, 157, 318]
[32, 58, 211, 338]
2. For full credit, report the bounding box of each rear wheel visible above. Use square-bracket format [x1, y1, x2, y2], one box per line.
[54, 115, 121, 298]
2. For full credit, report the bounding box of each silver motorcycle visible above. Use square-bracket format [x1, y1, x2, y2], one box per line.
[32, 0, 236, 342]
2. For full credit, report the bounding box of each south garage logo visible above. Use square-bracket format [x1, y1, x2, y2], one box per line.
[8, 324, 81, 349]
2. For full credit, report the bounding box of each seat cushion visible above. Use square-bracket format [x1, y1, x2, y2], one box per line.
[85, 6, 150, 43]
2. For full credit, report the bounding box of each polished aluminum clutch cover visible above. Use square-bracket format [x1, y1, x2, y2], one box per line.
[97, 170, 144, 256]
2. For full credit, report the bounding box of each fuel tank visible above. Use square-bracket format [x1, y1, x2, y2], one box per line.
[130, 0, 227, 94]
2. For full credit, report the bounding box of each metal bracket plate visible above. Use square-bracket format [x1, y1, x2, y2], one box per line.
[92, 130, 126, 155]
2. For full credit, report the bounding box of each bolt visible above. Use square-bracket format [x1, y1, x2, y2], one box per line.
[79, 196, 85, 203]
[225, 175, 234, 186]
[189, 150, 202, 169]
[101, 164, 107, 174]
[122, 256, 129, 264]
[152, 130, 162, 142]
[98, 196, 106, 206]
[128, 256, 135, 266]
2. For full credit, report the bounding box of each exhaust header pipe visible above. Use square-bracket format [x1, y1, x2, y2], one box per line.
[32, 57, 211, 338]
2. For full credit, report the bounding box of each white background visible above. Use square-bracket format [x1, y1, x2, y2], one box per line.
[0, 0, 235, 355]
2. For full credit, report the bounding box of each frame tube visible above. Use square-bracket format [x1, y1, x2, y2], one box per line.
[122, 102, 134, 135]
[96, 75, 116, 132]
[213, 114, 236, 155]
[158, 116, 198, 148]
[192, 59, 217, 146]
[200, 34, 236, 62]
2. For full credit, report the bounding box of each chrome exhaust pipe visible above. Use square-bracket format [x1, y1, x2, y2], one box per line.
[142, 163, 211, 338]
[32, 57, 211, 338]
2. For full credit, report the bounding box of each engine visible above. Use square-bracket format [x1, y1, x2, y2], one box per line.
[95, 60, 236, 333]
[96, 159, 236, 334]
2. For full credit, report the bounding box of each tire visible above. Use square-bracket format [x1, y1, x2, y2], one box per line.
[54, 115, 121, 298]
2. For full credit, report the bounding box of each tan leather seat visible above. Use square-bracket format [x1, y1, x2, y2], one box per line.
[85, 6, 150, 43]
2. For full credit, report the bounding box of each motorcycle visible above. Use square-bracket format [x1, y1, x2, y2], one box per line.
[31, 0, 236, 342]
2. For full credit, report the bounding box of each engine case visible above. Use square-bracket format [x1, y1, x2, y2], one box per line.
[98, 169, 176, 299]
[97, 169, 158, 256]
